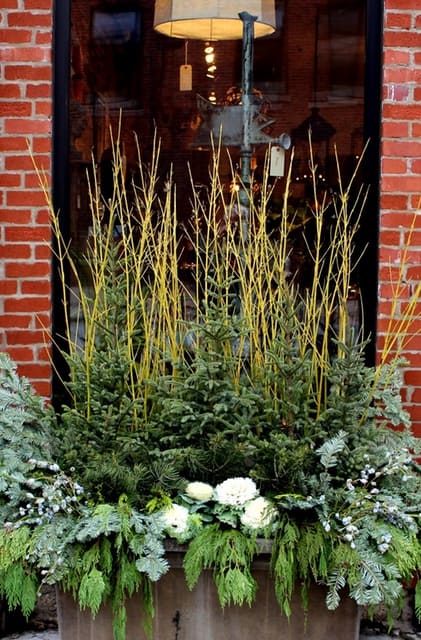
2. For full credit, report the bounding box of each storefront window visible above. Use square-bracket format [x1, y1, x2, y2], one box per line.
[69, 1, 365, 233]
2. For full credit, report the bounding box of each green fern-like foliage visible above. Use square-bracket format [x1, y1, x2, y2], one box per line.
[58, 497, 168, 640]
[0, 526, 38, 618]
[183, 524, 258, 607]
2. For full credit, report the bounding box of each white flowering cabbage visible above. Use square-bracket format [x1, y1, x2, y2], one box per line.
[185, 481, 214, 501]
[214, 477, 258, 506]
[162, 503, 189, 535]
[240, 496, 276, 530]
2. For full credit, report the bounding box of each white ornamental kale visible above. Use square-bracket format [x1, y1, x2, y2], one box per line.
[214, 477, 258, 506]
[240, 496, 276, 530]
[162, 503, 190, 535]
[185, 481, 214, 501]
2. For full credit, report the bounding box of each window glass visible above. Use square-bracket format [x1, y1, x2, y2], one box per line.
[69, 0, 365, 284]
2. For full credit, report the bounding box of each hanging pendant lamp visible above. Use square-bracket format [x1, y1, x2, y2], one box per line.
[292, 107, 336, 143]
[153, 0, 276, 40]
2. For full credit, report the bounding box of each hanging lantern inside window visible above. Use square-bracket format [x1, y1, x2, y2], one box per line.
[154, 0, 276, 40]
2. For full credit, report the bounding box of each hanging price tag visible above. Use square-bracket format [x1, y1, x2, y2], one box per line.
[179, 64, 192, 91]
[270, 145, 285, 177]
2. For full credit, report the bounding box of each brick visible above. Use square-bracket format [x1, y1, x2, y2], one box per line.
[35, 209, 51, 225]
[23, 0, 53, 9]
[411, 159, 421, 174]
[0, 83, 21, 99]
[378, 229, 404, 246]
[383, 67, 420, 84]
[382, 104, 421, 120]
[0, 315, 31, 329]
[5, 261, 50, 278]
[0, 244, 31, 259]
[35, 101, 52, 117]
[386, 0, 421, 8]
[32, 380, 52, 398]
[0, 281, 18, 295]
[384, 83, 409, 102]
[406, 404, 421, 424]
[5, 347, 35, 362]
[0, 136, 28, 152]
[4, 118, 51, 134]
[26, 83, 51, 99]
[4, 296, 51, 314]
[6, 190, 48, 207]
[380, 195, 409, 211]
[34, 244, 51, 259]
[34, 313, 51, 330]
[404, 333, 421, 352]
[379, 282, 414, 301]
[5, 65, 51, 82]
[35, 32, 52, 45]
[381, 175, 421, 192]
[383, 30, 421, 48]
[381, 158, 407, 174]
[16, 363, 52, 380]
[404, 368, 421, 387]
[384, 12, 412, 30]
[0, 174, 22, 187]
[0, 209, 32, 224]
[411, 422, 421, 439]
[7, 13, 52, 29]
[26, 170, 51, 188]
[21, 280, 51, 295]
[410, 387, 421, 404]
[410, 194, 421, 209]
[0, 46, 49, 62]
[6, 329, 49, 345]
[378, 265, 403, 282]
[379, 246, 401, 264]
[5, 155, 38, 171]
[4, 118, 51, 135]
[32, 137, 52, 153]
[382, 140, 421, 157]
[5, 226, 49, 242]
[0, 101, 32, 117]
[0, 29, 32, 43]
[35, 345, 51, 362]
[381, 120, 409, 138]
[25, 154, 50, 170]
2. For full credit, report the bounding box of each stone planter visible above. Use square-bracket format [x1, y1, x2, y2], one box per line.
[57, 548, 360, 640]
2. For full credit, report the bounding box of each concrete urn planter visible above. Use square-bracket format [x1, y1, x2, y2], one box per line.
[57, 547, 360, 640]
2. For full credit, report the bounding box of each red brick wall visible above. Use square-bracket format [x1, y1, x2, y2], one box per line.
[0, 0, 53, 397]
[380, 1, 421, 437]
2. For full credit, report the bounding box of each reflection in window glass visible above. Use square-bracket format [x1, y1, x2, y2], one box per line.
[69, 0, 366, 292]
